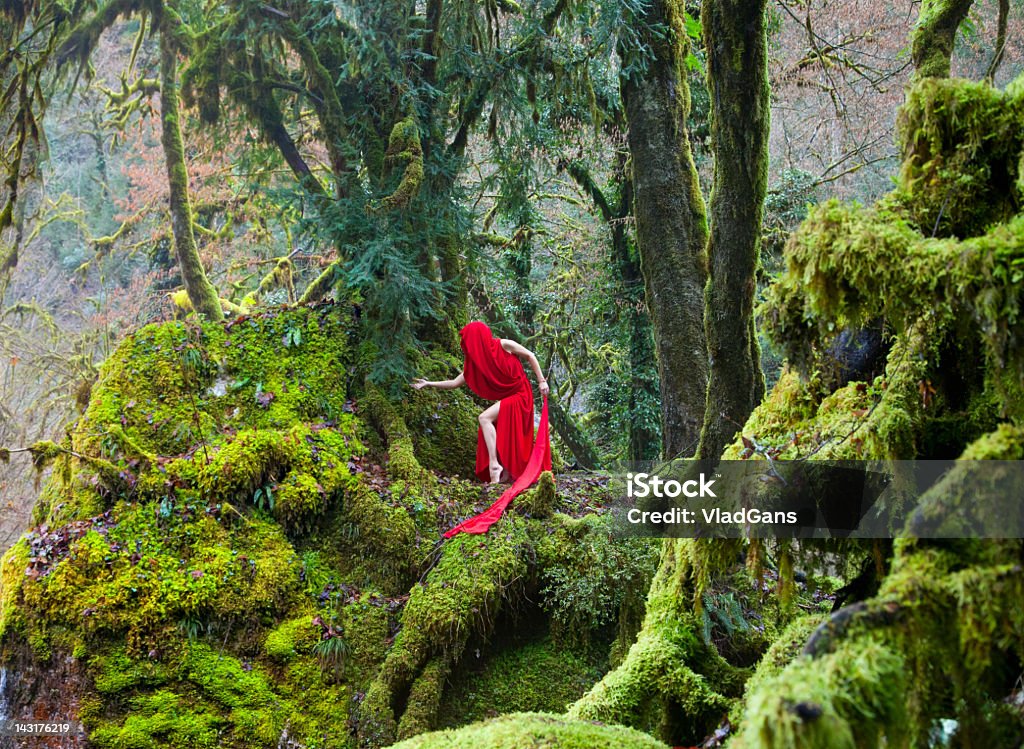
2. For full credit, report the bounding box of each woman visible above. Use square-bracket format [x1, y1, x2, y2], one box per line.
[412, 321, 550, 484]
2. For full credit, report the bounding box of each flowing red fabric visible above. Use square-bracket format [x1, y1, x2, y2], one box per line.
[443, 321, 553, 538]
[443, 396, 551, 538]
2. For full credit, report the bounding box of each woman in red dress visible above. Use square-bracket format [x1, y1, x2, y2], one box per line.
[412, 321, 551, 484]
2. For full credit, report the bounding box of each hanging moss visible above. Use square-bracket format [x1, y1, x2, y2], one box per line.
[373, 116, 424, 213]
[896, 74, 1024, 237]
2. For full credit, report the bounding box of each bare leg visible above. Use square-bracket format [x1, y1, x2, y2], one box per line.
[478, 401, 503, 484]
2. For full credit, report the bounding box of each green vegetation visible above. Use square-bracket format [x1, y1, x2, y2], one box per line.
[0, 303, 657, 748]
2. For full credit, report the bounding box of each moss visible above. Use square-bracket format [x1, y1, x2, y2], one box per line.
[896, 74, 1024, 237]
[239, 257, 296, 308]
[0, 538, 30, 639]
[568, 540, 749, 745]
[358, 517, 534, 745]
[400, 351, 480, 478]
[587, 64, 1024, 749]
[339, 481, 418, 594]
[360, 382, 435, 486]
[18, 505, 300, 652]
[374, 116, 424, 213]
[158, 25, 224, 323]
[725, 326, 930, 462]
[91, 645, 170, 694]
[69, 305, 352, 473]
[533, 513, 660, 648]
[909, 0, 975, 81]
[730, 640, 908, 749]
[439, 638, 605, 727]
[397, 657, 451, 740]
[762, 203, 1024, 389]
[389, 712, 669, 749]
[518, 470, 556, 518]
[87, 642, 292, 748]
[729, 613, 826, 727]
[264, 615, 318, 661]
[959, 422, 1024, 459]
[2, 301, 659, 749]
[733, 538, 1024, 748]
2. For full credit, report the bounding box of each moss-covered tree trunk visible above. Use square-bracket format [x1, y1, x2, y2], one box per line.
[158, 25, 223, 321]
[564, 155, 662, 461]
[697, 0, 769, 461]
[615, 170, 663, 462]
[620, 0, 709, 459]
[911, 0, 975, 80]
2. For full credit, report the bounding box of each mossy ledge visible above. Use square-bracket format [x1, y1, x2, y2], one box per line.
[0, 303, 660, 748]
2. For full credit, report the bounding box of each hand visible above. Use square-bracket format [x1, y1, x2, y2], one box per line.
[539, 379, 549, 397]
[411, 378, 430, 390]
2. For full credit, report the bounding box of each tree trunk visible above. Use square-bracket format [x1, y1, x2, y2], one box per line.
[697, 0, 769, 461]
[158, 27, 223, 321]
[564, 156, 662, 461]
[911, 0, 975, 80]
[620, 0, 710, 459]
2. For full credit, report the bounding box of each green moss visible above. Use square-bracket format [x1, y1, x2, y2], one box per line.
[68, 306, 352, 478]
[731, 640, 908, 749]
[0, 538, 29, 639]
[897, 74, 1023, 237]
[400, 351, 480, 478]
[568, 540, 748, 745]
[389, 712, 669, 749]
[725, 326, 930, 462]
[729, 613, 826, 727]
[374, 116, 424, 213]
[90, 646, 168, 694]
[518, 470, 556, 518]
[733, 537, 1024, 748]
[439, 639, 605, 726]
[87, 641, 292, 748]
[358, 517, 534, 745]
[264, 616, 318, 661]
[959, 423, 1024, 459]
[533, 513, 660, 648]
[2, 302, 659, 749]
[18, 505, 300, 652]
[762, 205, 1024, 421]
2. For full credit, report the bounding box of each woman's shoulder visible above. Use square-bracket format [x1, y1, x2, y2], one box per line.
[498, 338, 525, 356]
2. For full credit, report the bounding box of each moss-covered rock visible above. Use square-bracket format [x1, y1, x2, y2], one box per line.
[2, 302, 660, 748]
[438, 638, 605, 726]
[387, 712, 669, 749]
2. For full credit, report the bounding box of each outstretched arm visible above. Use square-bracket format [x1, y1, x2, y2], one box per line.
[500, 339, 550, 397]
[412, 371, 465, 390]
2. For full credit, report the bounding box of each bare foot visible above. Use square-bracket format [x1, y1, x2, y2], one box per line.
[489, 463, 504, 485]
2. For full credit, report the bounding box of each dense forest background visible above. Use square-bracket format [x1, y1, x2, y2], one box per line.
[2, 0, 1024, 747]
[2, 0, 1017, 547]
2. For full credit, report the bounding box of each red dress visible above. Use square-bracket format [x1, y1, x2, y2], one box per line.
[444, 321, 553, 539]
[460, 321, 551, 482]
